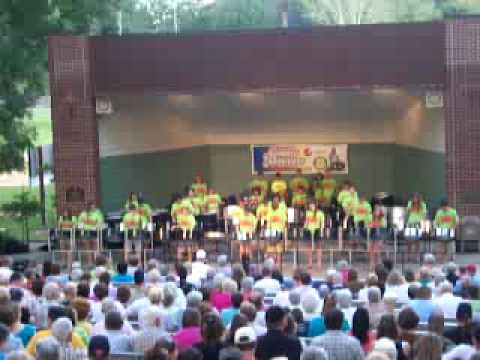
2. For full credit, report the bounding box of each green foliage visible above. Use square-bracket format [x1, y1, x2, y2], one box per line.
[1, 191, 42, 241]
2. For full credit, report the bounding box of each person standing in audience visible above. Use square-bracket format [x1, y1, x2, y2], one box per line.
[311, 309, 364, 360]
[255, 306, 302, 360]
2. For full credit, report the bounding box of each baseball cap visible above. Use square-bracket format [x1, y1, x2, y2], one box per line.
[234, 326, 257, 345]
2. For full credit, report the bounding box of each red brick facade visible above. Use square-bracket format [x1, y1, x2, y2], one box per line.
[49, 20, 480, 215]
[48, 36, 99, 214]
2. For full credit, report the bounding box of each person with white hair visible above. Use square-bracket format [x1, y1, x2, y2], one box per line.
[158, 284, 183, 332]
[433, 281, 462, 319]
[254, 266, 281, 296]
[186, 290, 203, 309]
[92, 298, 134, 336]
[301, 292, 321, 321]
[301, 345, 329, 360]
[367, 286, 387, 328]
[216, 255, 232, 277]
[326, 269, 343, 291]
[212, 278, 239, 311]
[190, 249, 211, 283]
[133, 306, 171, 353]
[241, 277, 255, 301]
[63, 282, 77, 305]
[335, 289, 356, 327]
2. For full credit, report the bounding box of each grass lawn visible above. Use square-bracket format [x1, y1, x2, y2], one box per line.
[27, 108, 52, 146]
[0, 184, 56, 241]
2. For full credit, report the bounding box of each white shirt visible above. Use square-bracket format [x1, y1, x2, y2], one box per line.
[127, 298, 151, 318]
[442, 344, 476, 360]
[385, 283, 410, 304]
[191, 261, 211, 282]
[273, 291, 291, 308]
[341, 307, 357, 327]
[92, 318, 136, 336]
[254, 277, 281, 295]
[434, 292, 463, 319]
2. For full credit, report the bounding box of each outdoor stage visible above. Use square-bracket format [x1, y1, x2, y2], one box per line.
[48, 17, 480, 274]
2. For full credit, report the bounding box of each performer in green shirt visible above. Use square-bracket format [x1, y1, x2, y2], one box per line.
[78, 203, 104, 264]
[320, 171, 337, 206]
[368, 206, 387, 270]
[291, 187, 307, 209]
[434, 199, 459, 260]
[191, 175, 207, 200]
[124, 192, 139, 211]
[136, 195, 152, 228]
[205, 188, 222, 214]
[337, 181, 358, 228]
[405, 193, 428, 260]
[265, 195, 287, 264]
[353, 196, 373, 226]
[248, 171, 269, 201]
[303, 201, 325, 269]
[270, 172, 288, 200]
[289, 168, 310, 194]
[122, 204, 143, 260]
[238, 201, 257, 264]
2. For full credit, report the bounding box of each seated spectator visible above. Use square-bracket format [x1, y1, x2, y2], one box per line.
[0, 302, 35, 347]
[158, 284, 182, 332]
[145, 338, 178, 360]
[346, 269, 364, 298]
[372, 338, 397, 360]
[39, 317, 87, 359]
[311, 308, 364, 360]
[250, 292, 266, 328]
[444, 262, 458, 287]
[90, 283, 109, 324]
[26, 306, 85, 356]
[190, 249, 212, 285]
[427, 311, 455, 354]
[92, 298, 134, 336]
[240, 277, 255, 302]
[216, 255, 232, 278]
[336, 289, 356, 327]
[397, 307, 419, 353]
[225, 313, 249, 346]
[444, 302, 474, 345]
[72, 297, 92, 338]
[195, 313, 225, 360]
[385, 270, 409, 304]
[186, 290, 203, 310]
[0, 322, 22, 357]
[367, 286, 386, 329]
[177, 264, 194, 296]
[434, 281, 462, 320]
[102, 311, 132, 353]
[221, 292, 242, 327]
[126, 254, 140, 276]
[413, 333, 443, 360]
[358, 273, 379, 303]
[301, 292, 321, 322]
[297, 272, 320, 302]
[212, 279, 237, 312]
[23, 278, 46, 329]
[133, 306, 171, 353]
[291, 308, 308, 337]
[62, 282, 77, 306]
[301, 346, 328, 360]
[254, 267, 281, 296]
[88, 335, 110, 360]
[115, 285, 131, 311]
[308, 293, 350, 337]
[130, 269, 145, 303]
[408, 286, 440, 322]
[234, 326, 257, 360]
[376, 314, 407, 360]
[255, 306, 302, 360]
[288, 291, 302, 311]
[352, 308, 375, 354]
[174, 308, 202, 351]
[443, 323, 480, 360]
[178, 347, 203, 360]
[111, 263, 134, 285]
[239, 302, 266, 337]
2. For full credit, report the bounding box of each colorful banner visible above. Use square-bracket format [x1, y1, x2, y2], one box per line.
[251, 144, 348, 175]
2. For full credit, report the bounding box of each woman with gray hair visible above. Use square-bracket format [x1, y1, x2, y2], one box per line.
[335, 289, 356, 327]
[301, 345, 328, 360]
[385, 270, 409, 304]
[134, 306, 171, 353]
[367, 286, 387, 328]
[240, 277, 255, 301]
[159, 284, 182, 332]
[186, 290, 203, 309]
[301, 292, 321, 321]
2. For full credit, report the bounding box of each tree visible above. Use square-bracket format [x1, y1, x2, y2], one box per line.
[0, 0, 121, 173]
[2, 191, 41, 242]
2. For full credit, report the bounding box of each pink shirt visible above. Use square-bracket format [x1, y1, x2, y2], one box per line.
[211, 292, 232, 311]
[173, 327, 202, 351]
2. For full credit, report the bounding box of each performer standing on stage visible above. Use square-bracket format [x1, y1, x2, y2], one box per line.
[172, 192, 196, 261]
[405, 193, 428, 258]
[205, 188, 222, 214]
[320, 171, 337, 206]
[290, 168, 310, 195]
[78, 203, 104, 264]
[368, 206, 386, 269]
[265, 195, 287, 264]
[337, 181, 358, 228]
[353, 195, 373, 229]
[434, 199, 458, 260]
[122, 204, 143, 259]
[248, 171, 269, 202]
[124, 192, 139, 210]
[271, 172, 288, 201]
[238, 201, 257, 266]
[303, 200, 325, 269]
[136, 195, 152, 225]
[57, 209, 77, 266]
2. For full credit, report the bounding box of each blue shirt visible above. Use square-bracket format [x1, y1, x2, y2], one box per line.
[307, 316, 350, 337]
[221, 308, 240, 327]
[409, 299, 439, 322]
[15, 324, 36, 346]
[112, 273, 134, 285]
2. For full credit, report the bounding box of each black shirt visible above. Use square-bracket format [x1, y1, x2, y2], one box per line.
[195, 341, 225, 360]
[255, 329, 302, 360]
[444, 325, 473, 345]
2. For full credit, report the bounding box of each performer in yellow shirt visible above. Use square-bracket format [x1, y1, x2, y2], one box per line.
[303, 201, 325, 269]
[238, 201, 257, 265]
[265, 195, 287, 264]
[270, 172, 288, 201]
[248, 171, 269, 202]
[368, 206, 387, 270]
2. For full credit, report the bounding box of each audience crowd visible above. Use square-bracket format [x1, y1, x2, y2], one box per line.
[0, 251, 478, 359]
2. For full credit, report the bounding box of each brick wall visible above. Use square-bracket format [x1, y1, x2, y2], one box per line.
[446, 18, 480, 216]
[48, 36, 100, 215]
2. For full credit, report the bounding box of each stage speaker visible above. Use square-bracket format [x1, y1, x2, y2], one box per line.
[458, 216, 480, 252]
